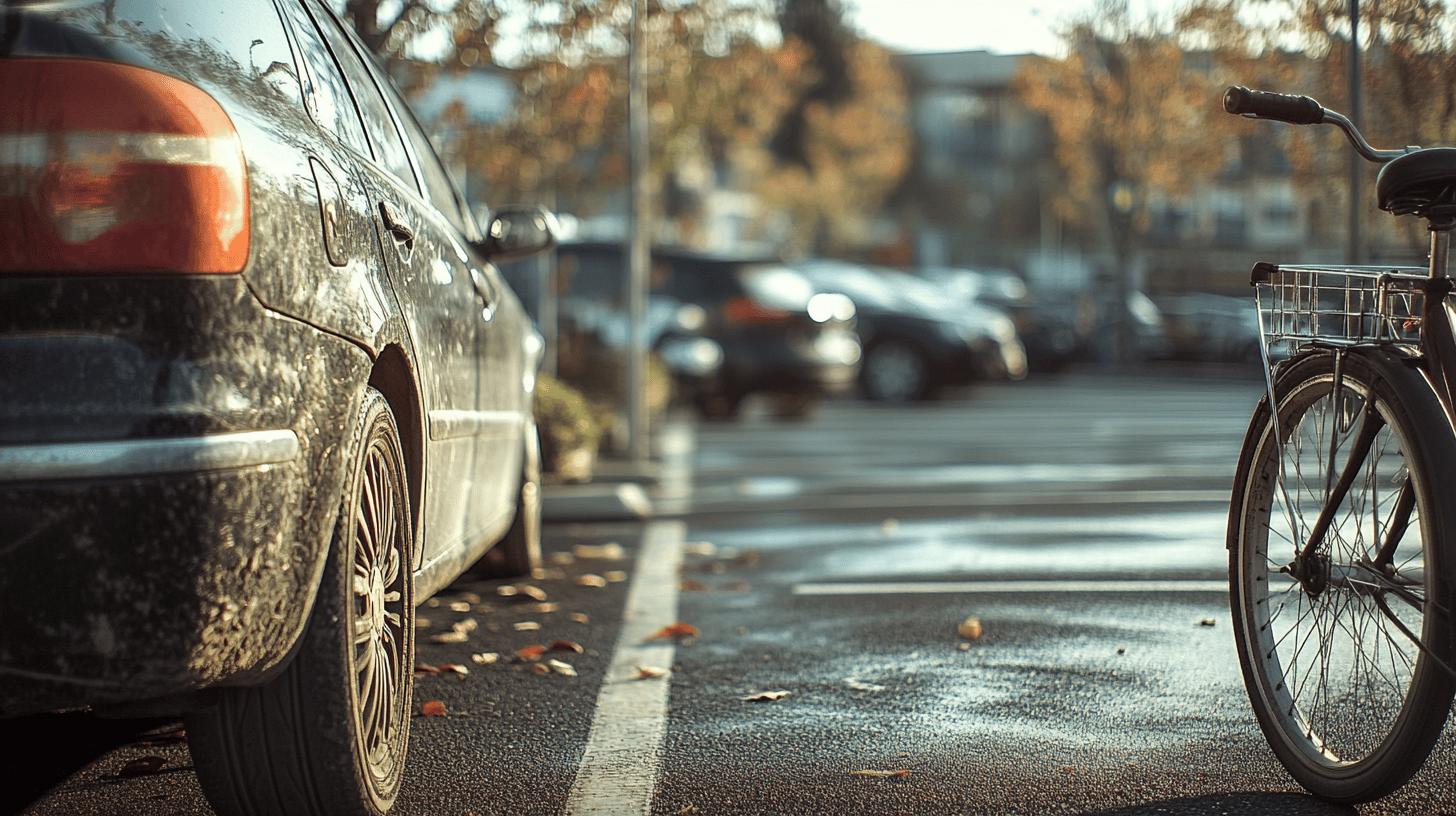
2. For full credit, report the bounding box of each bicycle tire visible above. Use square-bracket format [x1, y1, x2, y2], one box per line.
[1228, 350, 1456, 803]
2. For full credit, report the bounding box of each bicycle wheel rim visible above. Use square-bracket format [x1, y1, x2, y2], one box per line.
[1235, 369, 1435, 773]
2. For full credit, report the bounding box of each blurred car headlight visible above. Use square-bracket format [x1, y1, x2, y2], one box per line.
[658, 336, 723, 377]
[807, 292, 856, 323]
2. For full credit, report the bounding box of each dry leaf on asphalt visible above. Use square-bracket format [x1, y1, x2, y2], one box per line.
[957, 643, 971, 652]
[549, 552, 576, 566]
[414, 616, 432, 629]
[604, 570, 627, 583]
[496, 585, 518, 597]
[420, 700, 447, 717]
[460, 591, 482, 604]
[528, 663, 551, 675]
[115, 756, 167, 778]
[957, 617, 984, 641]
[514, 621, 540, 632]
[569, 612, 590, 624]
[573, 542, 625, 560]
[845, 678, 887, 692]
[470, 652, 500, 665]
[440, 663, 469, 677]
[635, 665, 670, 680]
[575, 574, 608, 588]
[429, 631, 469, 644]
[518, 585, 548, 602]
[648, 622, 700, 641]
[515, 644, 547, 661]
[849, 769, 911, 779]
[546, 659, 578, 677]
[414, 662, 443, 675]
[740, 690, 790, 702]
[549, 640, 584, 654]
[1199, 618, 1217, 627]
[448, 601, 471, 613]
[535, 602, 561, 614]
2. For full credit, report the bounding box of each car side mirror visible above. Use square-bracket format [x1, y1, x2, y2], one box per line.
[478, 206, 557, 263]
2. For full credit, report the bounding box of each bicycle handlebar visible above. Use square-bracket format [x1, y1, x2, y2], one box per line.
[1223, 85, 1413, 163]
[1222, 86, 1325, 125]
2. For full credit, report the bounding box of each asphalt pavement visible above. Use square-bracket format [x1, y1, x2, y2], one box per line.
[13, 368, 1456, 815]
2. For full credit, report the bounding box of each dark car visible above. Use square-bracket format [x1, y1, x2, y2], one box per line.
[795, 260, 1027, 402]
[0, 1, 552, 813]
[914, 266, 1081, 372]
[556, 242, 861, 420]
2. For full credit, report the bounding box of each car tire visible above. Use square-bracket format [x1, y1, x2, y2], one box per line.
[695, 391, 743, 421]
[186, 387, 414, 816]
[861, 341, 931, 403]
[473, 423, 542, 578]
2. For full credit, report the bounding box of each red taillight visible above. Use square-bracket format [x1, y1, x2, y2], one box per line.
[723, 296, 793, 325]
[0, 58, 249, 274]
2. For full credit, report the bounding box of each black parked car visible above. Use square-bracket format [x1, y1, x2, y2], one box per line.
[0, 2, 552, 813]
[556, 243, 861, 420]
[914, 266, 1081, 372]
[795, 260, 1027, 402]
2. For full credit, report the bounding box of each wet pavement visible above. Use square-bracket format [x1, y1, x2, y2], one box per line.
[12, 369, 1456, 814]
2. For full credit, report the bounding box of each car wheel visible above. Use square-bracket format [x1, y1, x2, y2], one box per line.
[769, 394, 817, 421]
[695, 391, 743, 421]
[474, 422, 542, 578]
[187, 387, 414, 816]
[861, 341, 930, 403]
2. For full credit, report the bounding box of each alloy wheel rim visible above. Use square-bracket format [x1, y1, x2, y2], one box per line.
[351, 437, 406, 782]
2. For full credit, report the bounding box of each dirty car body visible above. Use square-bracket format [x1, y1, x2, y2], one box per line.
[0, 0, 543, 724]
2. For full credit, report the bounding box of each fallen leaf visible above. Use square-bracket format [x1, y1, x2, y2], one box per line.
[115, 756, 167, 778]
[850, 769, 911, 779]
[649, 622, 700, 640]
[518, 585, 548, 602]
[134, 727, 187, 748]
[636, 665, 670, 680]
[496, 585, 519, 597]
[460, 591, 482, 604]
[535, 602, 561, 614]
[440, 663, 470, 677]
[530, 568, 548, 581]
[448, 601, 472, 613]
[550, 640, 584, 654]
[414, 662, 443, 675]
[425, 597, 442, 608]
[569, 612, 590, 624]
[514, 621, 541, 632]
[575, 574, 608, 588]
[676, 806, 700, 815]
[957, 617, 984, 641]
[680, 579, 709, 592]
[547, 659, 578, 677]
[429, 631, 470, 644]
[1199, 618, 1217, 627]
[1116, 647, 1127, 655]
[740, 690, 790, 702]
[515, 644, 547, 661]
[529, 663, 551, 675]
[471, 652, 500, 665]
[414, 616, 432, 629]
[549, 552, 577, 566]
[604, 570, 627, 583]
[420, 700, 448, 717]
[453, 618, 479, 634]
[573, 542, 625, 560]
[957, 643, 971, 652]
[845, 678, 887, 692]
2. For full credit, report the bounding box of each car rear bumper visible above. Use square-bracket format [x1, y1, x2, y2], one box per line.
[0, 277, 371, 717]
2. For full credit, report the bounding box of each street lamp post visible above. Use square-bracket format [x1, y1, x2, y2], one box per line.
[625, 0, 650, 462]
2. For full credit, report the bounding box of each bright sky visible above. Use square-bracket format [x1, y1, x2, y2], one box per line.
[845, 0, 1165, 55]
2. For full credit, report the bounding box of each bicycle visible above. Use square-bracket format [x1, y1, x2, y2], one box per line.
[1222, 85, 1456, 803]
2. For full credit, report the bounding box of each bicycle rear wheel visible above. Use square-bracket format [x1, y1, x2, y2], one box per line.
[1229, 350, 1456, 803]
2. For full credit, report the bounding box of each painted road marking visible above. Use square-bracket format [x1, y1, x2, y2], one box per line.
[565, 520, 686, 816]
[793, 579, 1229, 596]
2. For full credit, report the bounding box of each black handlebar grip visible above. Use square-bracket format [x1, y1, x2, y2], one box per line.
[1223, 86, 1324, 125]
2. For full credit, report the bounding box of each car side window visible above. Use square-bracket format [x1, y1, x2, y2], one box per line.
[277, 0, 371, 157]
[383, 83, 471, 235]
[305, 2, 417, 193]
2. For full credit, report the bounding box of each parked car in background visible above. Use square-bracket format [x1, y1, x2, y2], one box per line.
[555, 243, 860, 420]
[1157, 292, 1262, 362]
[914, 266, 1080, 371]
[795, 260, 1027, 402]
[0, 2, 552, 813]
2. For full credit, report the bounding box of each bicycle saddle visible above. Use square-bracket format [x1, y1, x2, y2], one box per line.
[1377, 147, 1456, 218]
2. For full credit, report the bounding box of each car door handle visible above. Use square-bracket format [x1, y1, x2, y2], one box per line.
[379, 201, 414, 247]
[470, 267, 497, 323]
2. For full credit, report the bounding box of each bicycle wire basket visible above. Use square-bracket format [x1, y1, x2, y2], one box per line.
[1252, 263, 1428, 356]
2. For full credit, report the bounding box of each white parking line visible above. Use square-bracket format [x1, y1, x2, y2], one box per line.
[792, 579, 1229, 596]
[565, 520, 686, 816]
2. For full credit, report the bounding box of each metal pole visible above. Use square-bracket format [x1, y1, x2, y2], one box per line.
[1348, 0, 1362, 264]
[625, 0, 650, 462]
